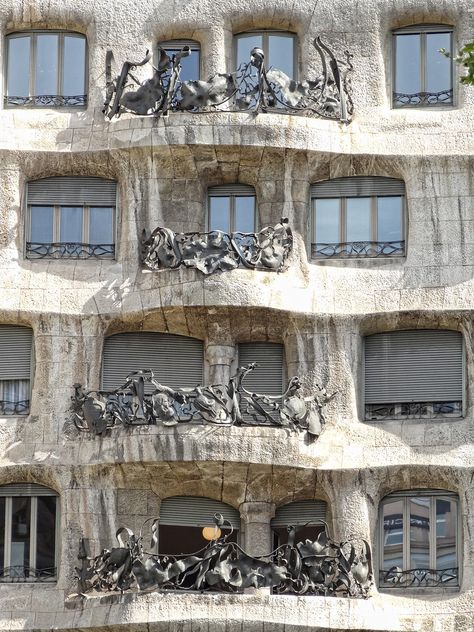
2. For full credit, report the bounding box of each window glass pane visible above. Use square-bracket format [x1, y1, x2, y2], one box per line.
[0, 498, 4, 575]
[436, 498, 457, 571]
[36, 497, 56, 577]
[60, 206, 83, 242]
[268, 35, 294, 78]
[7, 36, 31, 97]
[89, 207, 114, 244]
[30, 206, 54, 243]
[395, 34, 421, 94]
[314, 199, 340, 243]
[382, 499, 404, 571]
[0, 380, 30, 415]
[346, 197, 371, 241]
[209, 196, 231, 232]
[63, 35, 86, 95]
[11, 497, 31, 578]
[410, 497, 430, 569]
[377, 197, 403, 242]
[164, 47, 200, 83]
[236, 34, 263, 68]
[35, 34, 59, 96]
[234, 196, 255, 232]
[426, 32, 452, 95]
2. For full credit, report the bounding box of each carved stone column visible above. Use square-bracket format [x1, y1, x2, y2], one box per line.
[206, 343, 236, 385]
[239, 501, 276, 558]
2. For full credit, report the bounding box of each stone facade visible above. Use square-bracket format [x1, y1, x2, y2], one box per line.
[0, 0, 474, 630]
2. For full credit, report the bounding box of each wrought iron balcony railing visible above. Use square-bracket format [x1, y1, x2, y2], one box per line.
[393, 88, 453, 107]
[379, 567, 458, 588]
[69, 364, 335, 439]
[141, 219, 292, 274]
[0, 399, 29, 415]
[365, 401, 462, 421]
[5, 95, 87, 107]
[0, 565, 56, 582]
[75, 515, 372, 597]
[26, 242, 115, 259]
[311, 240, 405, 258]
[103, 38, 353, 121]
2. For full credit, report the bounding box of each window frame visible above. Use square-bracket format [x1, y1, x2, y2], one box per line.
[378, 490, 460, 590]
[207, 185, 257, 234]
[4, 30, 88, 109]
[233, 30, 298, 78]
[157, 39, 201, 81]
[391, 24, 454, 109]
[0, 326, 34, 417]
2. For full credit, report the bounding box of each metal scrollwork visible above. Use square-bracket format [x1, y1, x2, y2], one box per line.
[141, 219, 292, 274]
[393, 89, 453, 107]
[380, 567, 458, 588]
[4, 95, 87, 107]
[312, 240, 405, 259]
[26, 242, 115, 259]
[103, 38, 353, 122]
[75, 515, 372, 597]
[70, 364, 335, 439]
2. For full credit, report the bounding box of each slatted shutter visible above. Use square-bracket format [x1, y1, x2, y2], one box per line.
[160, 496, 240, 529]
[159, 39, 200, 52]
[27, 177, 117, 206]
[102, 332, 204, 391]
[0, 484, 57, 497]
[208, 185, 255, 197]
[365, 330, 463, 404]
[271, 500, 327, 527]
[0, 326, 32, 380]
[237, 343, 284, 395]
[311, 176, 405, 198]
[393, 24, 453, 35]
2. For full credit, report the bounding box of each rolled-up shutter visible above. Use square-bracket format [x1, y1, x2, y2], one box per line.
[102, 332, 204, 391]
[0, 483, 57, 497]
[208, 185, 255, 196]
[311, 176, 405, 198]
[237, 342, 284, 395]
[271, 500, 327, 527]
[0, 326, 32, 380]
[160, 496, 240, 529]
[365, 329, 463, 404]
[159, 39, 200, 52]
[27, 177, 117, 206]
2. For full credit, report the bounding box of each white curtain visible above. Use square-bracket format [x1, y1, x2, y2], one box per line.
[0, 380, 30, 414]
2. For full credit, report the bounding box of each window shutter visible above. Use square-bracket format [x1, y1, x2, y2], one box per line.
[0, 326, 32, 380]
[27, 177, 117, 206]
[271, 500, 327, 527]
[102, 332, 204, 391]
[237, 342, 284, 395]
[159, 40, 200, 51]
[0, 483, 57, 497]
[208, 185, 255, 196]
[393, 24, 453, 34]
[160, 496, 240, 529]
[365, 330, 463, 404]
[311, 176, 405, 198]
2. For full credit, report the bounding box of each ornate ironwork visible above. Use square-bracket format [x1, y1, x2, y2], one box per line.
[75, 515, 372, 597]
[26, 242, 115, 259]
[4, 95, 87, 107]
[365, 401, 462, 421]
[0, 566, 56, 581]
[70, 364, 335, 438]
[142, 219, 292, 274]
[380, 567, 458, 588]
[311, 241, 405, 258]
[0, 400, 29, 415]
[103, 38, 353, 121]
[393, 89, 453, 107]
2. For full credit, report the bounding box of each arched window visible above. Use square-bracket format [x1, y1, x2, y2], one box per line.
[208, 185, 256, 234]
[0, 483, 59, 581]
[159, 496, 240, 555]
[380, 490, 459, 588]
[271, 499, 327, 547]
[158, 39, 200, 82]
[26, 177, 117, 259]
[364, 329, 463, 420]
[5, 31, 87, 107]
[311, 176, 406, 258]
[0, 326, 33, 416]
[392, 24, 453, 107]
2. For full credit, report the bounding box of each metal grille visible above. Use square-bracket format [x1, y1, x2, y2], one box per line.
[271, 500, 327, 527]
[27, 177, 117, 206]
[311, 176, 405, 198]
[0, 326, 32, 380]
[160, 496, 240, 528]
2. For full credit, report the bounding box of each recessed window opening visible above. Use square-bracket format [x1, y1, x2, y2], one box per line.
[208, 185, 256, 234]
[235, 31, 296, 79]
[158, 39, 200, 83]
[0, 326, 33, 416]
[271, 500, 328, 548]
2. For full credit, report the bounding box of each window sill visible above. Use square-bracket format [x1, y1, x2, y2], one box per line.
[311, 255, 405, 268]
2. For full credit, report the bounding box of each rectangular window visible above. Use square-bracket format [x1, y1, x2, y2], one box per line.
[0, 326, 33, 416]
[159, 40, 200, 83]
[208, 186, 256, 233]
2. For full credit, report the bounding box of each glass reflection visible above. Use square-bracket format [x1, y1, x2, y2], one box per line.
[89, 207, 114, 245]
[7, 36, 30, 98]
[426, 32, 452, 95]
[60, 207, 83, 242]
[410, 497, 430, 569]
[436, 498, 457, 570]
[268, 35, 294, 78]
[346, 198, 371, 241]
[383, 499, 404, 571]
[395, 34, 421, 95]
[30, 206, 54, 243]
[236, 34, 263, 69]
[63, 36, 86, 95]
[209, 197, 231, 233]
[35, 34, 58, 97]
[314, 199, 340, 243]
[234, 197, 255, 232]
[377, 197, 403, 242]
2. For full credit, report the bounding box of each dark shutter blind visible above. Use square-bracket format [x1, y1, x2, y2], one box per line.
[160, 496, 240, 528]
[208, 185, 255, 196]
[27, 177, 117, 206]
[102, 332, 204, 391]
[365, 329, 463, 404]
[0, 484, 57, 497]
[271, 500, 327, 527]
[393, 24, 453, 34]
[159, 39, 200, 51]
[311, 176, 405, 198]
[237, 343, 284, 395]
[0, 326, 32, 380]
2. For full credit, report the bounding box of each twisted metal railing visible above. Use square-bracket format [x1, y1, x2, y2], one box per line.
[380, 567, 458, 588]
[0, 399, 29, 415]
[365, 401, 462, 421]
[5, 95, 87, 107]
[393, 89, 453, 107]
[0, 566, 56, 581]
[311, 240, 405, 259]
[26, 242, 115, 260]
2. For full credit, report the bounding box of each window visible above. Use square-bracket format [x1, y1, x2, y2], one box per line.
[208, 185, 256, 233]
[0, 484, 58, 581]
[0, 326, 33, 416]
[380, 490, 459, 588]
[158, 40, 200, 82]
[392, 24, 453, 107]
[26, 177, 116, 259]
[311, 176, 405, 258]
[159, 496, 239, 555]
[5, 31, 87, 107]
[365, 330, 463, 420]
[102, 332, 204, 391]
[235, 31, 296, 79]
[271, 500, 327, 548]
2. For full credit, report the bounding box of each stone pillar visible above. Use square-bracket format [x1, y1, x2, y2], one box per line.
[206, 343, 236, 385]
[239, 501, 276, 558]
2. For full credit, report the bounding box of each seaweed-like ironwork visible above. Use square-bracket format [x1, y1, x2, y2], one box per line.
[5, 95, 87, 107]
[311, 240, 405, 259]
[70, 364, 335, 438]
[0, 565, 56, 582]
[26, 242, 115, 260]
[365, 401, 462, 421]
[393, 88, 453, 107]
[103, 38, 353, 121]
[75, 514, 372, 597]
[142, 219, 292, 274]
[380, 567, 458, 588]
[0, 399, 29, 415]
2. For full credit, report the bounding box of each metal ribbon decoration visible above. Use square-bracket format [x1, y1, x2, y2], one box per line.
[380, 567, 458, 588]
[75, 515, 372, 597]
[103, 38, 353, 122]
[70, 364, 335, 438]
[141, 219, 292, 274]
